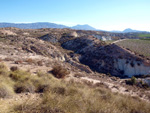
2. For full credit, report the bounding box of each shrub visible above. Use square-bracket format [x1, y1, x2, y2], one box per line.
[51, 65, 70, 78]
[9, 70, 30, 81]
[131, 76, 136, 85]
[126, 76, 136, 85]
[37, 61, 43, 66]
[0, 63, 9, 76]
[36, 83, 51, 93]
[14, 81, 35, 93]
[10, 66, 18, 72]
[0, 83, 14, 98]
[52, 87, 66, 95]
[25, 58, 35, 64]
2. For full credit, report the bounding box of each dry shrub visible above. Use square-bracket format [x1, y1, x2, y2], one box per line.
[25, 58, 35, 64]
[36, 83, 51, 93]
[14, 82, 35, 93]
[0, 83, 14, 98]
[37, 61, 43, 66]
[51, 65, 70, 78]
[0, 63, 9, 76]
[9, 70, 30, 81]
[10, 66, 18, 72]
[52, 87, 66, 95]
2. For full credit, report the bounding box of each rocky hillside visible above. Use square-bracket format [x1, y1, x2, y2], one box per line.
[0, 27, 150, 113]
[36, 28, 150, 77]
[0, 27, 150, 77]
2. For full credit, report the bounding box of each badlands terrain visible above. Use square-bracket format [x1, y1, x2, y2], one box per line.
[0, 27, 150, 113]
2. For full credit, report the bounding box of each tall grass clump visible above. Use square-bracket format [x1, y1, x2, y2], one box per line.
[14, 79, 150, 113]
[0, 82, 14, 98]
[0, 63, 9, 77]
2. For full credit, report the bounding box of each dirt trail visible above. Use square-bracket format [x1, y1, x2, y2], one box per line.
[112, 39, 127, 44]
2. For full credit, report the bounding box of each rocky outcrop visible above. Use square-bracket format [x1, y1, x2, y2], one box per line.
[1, 27, 150, 77]
[39, 34, 58, 43]
[61, 36, 150, 77]
[93, 35, 112, 41]
[114, 59, 150, 77]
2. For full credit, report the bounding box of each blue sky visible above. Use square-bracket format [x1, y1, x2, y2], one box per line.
[0, 0, 150, 31]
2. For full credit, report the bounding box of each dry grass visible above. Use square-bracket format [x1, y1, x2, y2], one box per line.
[0, 82, 14, 98]
[14, 80, 150, 113]
[0, 63, 9, 76]
[0, 63, 150, 113]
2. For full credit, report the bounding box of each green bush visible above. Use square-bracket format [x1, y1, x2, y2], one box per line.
[131, 76, 136, 85]
[126, 76, 137, 85]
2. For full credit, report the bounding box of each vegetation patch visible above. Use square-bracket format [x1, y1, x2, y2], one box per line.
[0, 82, 14, 98]
[51, 65, 70, 78]
[116, 39, 150, 58]
[138, 34, 150, 38]
[0, 63, 150, 113]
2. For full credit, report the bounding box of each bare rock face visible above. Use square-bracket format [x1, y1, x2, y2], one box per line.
[39, 34, 58, 43]
[67, 31, 78, 37]
[61, 35, 150, 77]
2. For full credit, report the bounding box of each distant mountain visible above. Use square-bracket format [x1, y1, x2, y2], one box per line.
[123, 28, 147, 33]
[0, 22, 97, 30]
[0, 22, 69, 29]
[0, 22, 148, 33]
[110, 28, 149, 33]
[71, 24, 97, 30]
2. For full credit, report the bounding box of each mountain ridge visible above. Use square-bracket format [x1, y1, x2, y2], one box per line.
[0, 22, 149, 32]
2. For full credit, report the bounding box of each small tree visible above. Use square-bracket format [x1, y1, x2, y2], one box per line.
[131, 76, 136, 85]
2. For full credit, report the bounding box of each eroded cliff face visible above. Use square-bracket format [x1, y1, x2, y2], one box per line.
[61, 35, 150, 77]
[114, 59, 150, 77]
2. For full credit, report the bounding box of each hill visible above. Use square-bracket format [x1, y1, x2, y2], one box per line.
[123, 28, 148, 33]
[71, 24, 97, 30]
[0, 22, 98, 31]
[0, 22, 69, 29]
[0, 27, 150, 113]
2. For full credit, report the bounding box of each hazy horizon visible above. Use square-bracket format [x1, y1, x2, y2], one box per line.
[0, 0, 150, 31]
